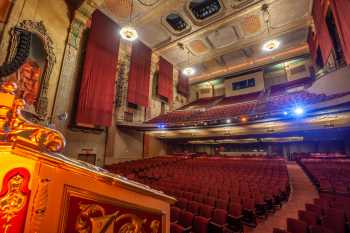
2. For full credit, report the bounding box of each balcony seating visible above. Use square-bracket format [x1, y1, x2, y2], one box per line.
[147, 89, 349, 124]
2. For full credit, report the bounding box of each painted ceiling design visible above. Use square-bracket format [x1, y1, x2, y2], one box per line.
[101, 0, 312, 83]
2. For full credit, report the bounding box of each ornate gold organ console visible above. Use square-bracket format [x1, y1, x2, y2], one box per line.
[0, 81, 175, 233]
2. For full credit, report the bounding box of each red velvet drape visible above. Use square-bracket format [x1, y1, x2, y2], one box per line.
[177, 72, 189, 97]
[330, 0, 350, 64]
[158, 56, 173, 103]
[312, 0, 333, 64]
[307, 29, 318, 64]
[76, 10, 119, 127]
[128, 41, 152, 107]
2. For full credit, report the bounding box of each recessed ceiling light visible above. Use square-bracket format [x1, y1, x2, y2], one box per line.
[120, 26, 138, 41]
[182, 67, 196, 76]
[262, 39, 280, 52]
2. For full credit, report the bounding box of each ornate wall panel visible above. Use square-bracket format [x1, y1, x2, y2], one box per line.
[60, 186, 164, 233]
[0, 168, 31, 233]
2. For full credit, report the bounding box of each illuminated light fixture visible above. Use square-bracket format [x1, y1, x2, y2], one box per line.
[226, 119, 231, 124]
[294, 107, 304, 115]
[158, 124, 166, 129]
[119, 0, 138, 42]
[182, 67, 196, 76]
[120, 26, 138, 41]
[262, 40, 281, 52]
[283, 111, 288, 116]
[240, 116, 248, 123]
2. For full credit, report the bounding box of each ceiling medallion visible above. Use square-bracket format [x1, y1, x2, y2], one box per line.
[182, 67, 196, 76]
[119, 26, 138, 41]
[262, 39, 280, 52]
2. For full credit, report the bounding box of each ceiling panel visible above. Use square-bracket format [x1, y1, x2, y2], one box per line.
[221, 49, 248, 66]
[188, 39, 210, 55]
[269, 0, 310, 28]
[137, 21, 171, 48]
[207, 26, 239, 49]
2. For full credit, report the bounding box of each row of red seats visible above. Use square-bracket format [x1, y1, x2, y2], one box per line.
[106, 157, 290, 233]
[299, 158, 350, 195]
[147, 90, 343, 124]
[104, 155, 185, 177]
[273, 193, 350, 233]
[107, 157, 289, 233]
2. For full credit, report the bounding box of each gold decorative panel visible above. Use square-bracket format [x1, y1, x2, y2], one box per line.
[59, 186, 165, 233]
[240, 15, 262, 35]
[188, 40, 209, 54]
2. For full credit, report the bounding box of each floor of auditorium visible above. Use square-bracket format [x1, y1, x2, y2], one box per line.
[246, 162, 319, 233]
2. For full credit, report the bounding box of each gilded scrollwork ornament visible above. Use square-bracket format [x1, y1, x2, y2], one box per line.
[0, 81, 66, 153]
[75, 203, 154, 233]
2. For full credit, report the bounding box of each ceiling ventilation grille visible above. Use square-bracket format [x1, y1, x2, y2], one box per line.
[189, 0, 221, 20]
[166, 13, 188, 31]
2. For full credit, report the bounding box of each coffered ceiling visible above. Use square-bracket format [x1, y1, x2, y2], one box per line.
[100, 0, 312, 83]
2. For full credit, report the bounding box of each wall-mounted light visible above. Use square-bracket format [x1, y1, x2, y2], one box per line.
[226, 119, 231, 124]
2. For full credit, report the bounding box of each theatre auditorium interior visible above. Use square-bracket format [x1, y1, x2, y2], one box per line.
[2, 0, 350, 233]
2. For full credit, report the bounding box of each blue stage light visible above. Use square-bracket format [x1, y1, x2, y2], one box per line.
[283, 111, 288, 116]
[294, 107, 304, 115]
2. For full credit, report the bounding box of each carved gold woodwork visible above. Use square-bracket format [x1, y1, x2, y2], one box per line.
[75, 203, 152, 233]
[150, 220, 160, 233]
[0, 81, 66, 153]
[7, 20, 56, 120]
[0, 174, 26, 233]
[28, 178, 50, 233]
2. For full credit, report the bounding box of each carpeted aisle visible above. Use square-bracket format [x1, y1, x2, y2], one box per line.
[246, 162, 319, 233]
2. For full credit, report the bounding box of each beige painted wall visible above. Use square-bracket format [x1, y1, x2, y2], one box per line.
[0, 0, 71, 120]
[105, 127, 144, 165]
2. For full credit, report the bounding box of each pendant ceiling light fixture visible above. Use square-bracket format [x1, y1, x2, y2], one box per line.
[182, 67, 196, 76]
[182, 46, 196, 76]
[120, 0, 138, 41]
[261, 3, 281, 52]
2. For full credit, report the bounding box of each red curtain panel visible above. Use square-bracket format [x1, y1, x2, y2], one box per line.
[76, 10, 120, 127]
[312, 0, 333, 64]
[158, 56, 173, 103]
[330, 0, 350, 64]
[177, 72, 189, 97]
[128, 41, 152, 107]
[307, 29, 318, 64]
[0, 0, 11, 23]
